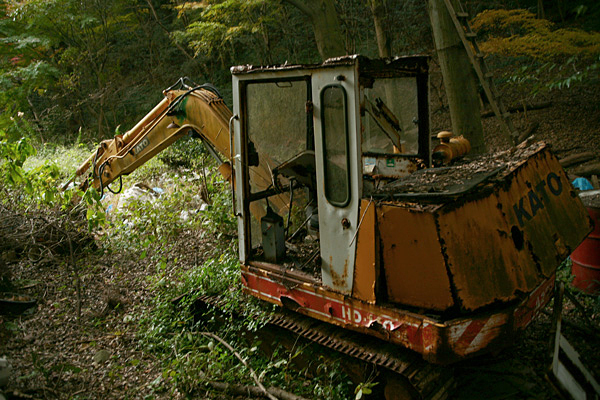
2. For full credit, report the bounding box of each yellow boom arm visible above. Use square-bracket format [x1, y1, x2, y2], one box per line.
[72, 83, 234, 193]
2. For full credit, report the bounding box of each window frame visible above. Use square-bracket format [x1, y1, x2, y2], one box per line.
[320, 83, 351, 208]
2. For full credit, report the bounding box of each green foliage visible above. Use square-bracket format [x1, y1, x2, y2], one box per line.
[158, 135, 208, 169]
[0, 135, 36, 184]
[503, 55, 600, 95]
[0, 134, 62, 204]
[355, 380, 378, 399]
[472, 9, 600, 60]
[472, 9, 600, 94]
[135, 250, 352, 398]
[0, 132, 105, 228]
[0, 0, 202, 144]
[174, 0, 305, 66]
[105, 162, 235, 258]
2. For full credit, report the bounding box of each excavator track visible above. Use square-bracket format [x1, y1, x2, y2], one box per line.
[193, 295, 455, 400]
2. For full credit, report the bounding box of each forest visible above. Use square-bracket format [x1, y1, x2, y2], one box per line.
[1, 0, 600, 399]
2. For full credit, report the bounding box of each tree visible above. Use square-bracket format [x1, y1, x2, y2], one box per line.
[369, 0, 391, 58]
[0, 0, 191, 142]
[282, 0, 346, 59]
[428, 0, 486, 154]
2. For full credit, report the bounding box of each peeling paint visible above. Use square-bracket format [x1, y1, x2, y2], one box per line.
[330, 259, 349, 288]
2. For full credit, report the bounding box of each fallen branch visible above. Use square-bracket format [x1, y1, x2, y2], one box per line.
[564, 289, 600, 333]
[560, 152, 597, 168]
[5, 390, 36, 399]
[200, 331, 278, 400]
[206, 381, 309, 400]
[541, 309, 599, 337]
[517, 121, 540, 144]
[571, 162, 600, 177]
[481, 101, 552, 118]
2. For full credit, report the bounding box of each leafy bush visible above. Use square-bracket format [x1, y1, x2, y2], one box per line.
[472, 9, 600, 60]
[0, 132, 107, 232]
[135, 249, 353, 399]
[472, 9, 600, 94]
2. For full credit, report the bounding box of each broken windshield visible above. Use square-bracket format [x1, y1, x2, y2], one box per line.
[362, 77, 419, 155]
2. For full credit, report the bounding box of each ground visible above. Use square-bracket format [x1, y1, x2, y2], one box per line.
[1, 69, 599, 400]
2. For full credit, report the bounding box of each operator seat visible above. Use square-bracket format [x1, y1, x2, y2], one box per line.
[271, 150, 316, 192]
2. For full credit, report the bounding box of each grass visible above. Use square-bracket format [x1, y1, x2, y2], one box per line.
[23, 142, 92, 177]
[29, 139, 356, 399]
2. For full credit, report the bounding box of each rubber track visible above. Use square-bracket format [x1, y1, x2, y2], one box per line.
[195, 295, 455, 399]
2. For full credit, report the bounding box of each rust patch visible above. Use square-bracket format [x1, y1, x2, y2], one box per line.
[330, 259, 349, 288]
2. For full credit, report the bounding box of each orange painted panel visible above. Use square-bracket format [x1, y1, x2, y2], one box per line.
[378, 203, 454, 311]
[353, 199, 377, 303]
[437, 193, 540, 310]
[499, 152, 591, 276]
[438, 147, 591, 311]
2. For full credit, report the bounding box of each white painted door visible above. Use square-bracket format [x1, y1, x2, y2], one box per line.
[312, 67, 361, 294]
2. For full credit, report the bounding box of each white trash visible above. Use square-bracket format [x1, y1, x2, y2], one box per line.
[117, 183, 158, 211]
[0, 357, 11, 387]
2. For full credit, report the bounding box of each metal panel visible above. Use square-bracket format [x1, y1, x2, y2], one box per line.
[439, 146, 591, 310]
[352, 199, 377, 303]
[231, 75, 247, 263]
[241, 263, 554, 364]
[506, 151, 592, 275]
[312, 65, 361, 294]
[377, 203, 454, 311]
[437, 192, 540, 309]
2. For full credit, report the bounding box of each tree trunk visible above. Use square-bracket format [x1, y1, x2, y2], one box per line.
[369, 0, 391, 58]
[428, 0, 486, 154]
[537, 0, 545, 19]
[283, 0, 346, 60]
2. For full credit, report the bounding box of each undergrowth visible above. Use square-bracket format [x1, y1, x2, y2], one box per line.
[472, 9, 600, 96]
[108, 144, 353, 398]
[95, 135, 354, 398]
[1, 133, 354, 399]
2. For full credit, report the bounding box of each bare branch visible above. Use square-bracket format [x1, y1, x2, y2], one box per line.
[200, 332, 278, 400]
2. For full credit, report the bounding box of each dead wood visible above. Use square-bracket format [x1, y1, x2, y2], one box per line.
[571, 162, 600, 177]
[206, 381, 309, 400]
[559, 152, 597, 168]
[517, 121, 540, 144]
[564, 289, 600, 334]
[5, 390, 36, 399]
[200, 331, 278, 400]
[481, 101, 552, 118]
[0, 201, 92, 264]
[541, 309, 599, 337]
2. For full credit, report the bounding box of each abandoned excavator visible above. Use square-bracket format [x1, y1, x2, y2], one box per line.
[71, 55, 592, 399]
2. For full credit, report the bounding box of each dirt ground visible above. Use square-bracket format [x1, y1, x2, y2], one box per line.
[1, 71, 600, 400]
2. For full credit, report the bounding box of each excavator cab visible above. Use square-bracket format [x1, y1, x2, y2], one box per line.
[231, 55, 430, 293]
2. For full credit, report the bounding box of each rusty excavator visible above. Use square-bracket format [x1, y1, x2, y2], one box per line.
[70, 55, 592, 399]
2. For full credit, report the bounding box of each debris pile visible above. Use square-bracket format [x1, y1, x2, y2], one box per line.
[378, 141, 545, 196]
[0, 202, 93, 266]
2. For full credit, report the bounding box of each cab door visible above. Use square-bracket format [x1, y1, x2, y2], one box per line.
[312, 67, 361, 294]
